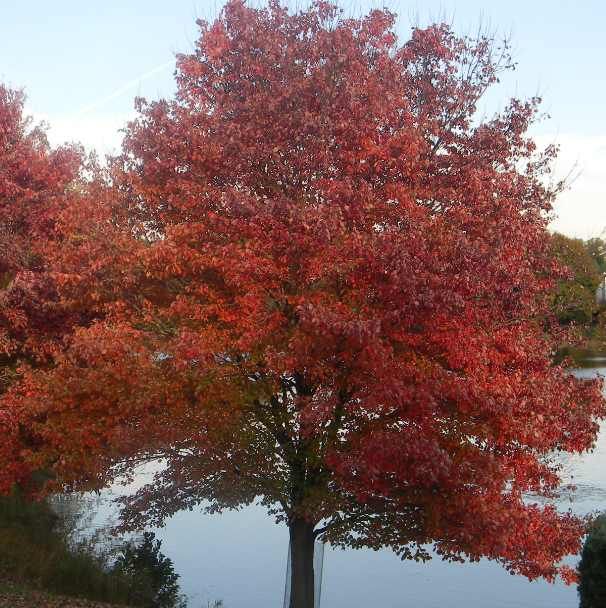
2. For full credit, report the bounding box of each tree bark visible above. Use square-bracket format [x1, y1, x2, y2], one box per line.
[288, 518, 316, 608]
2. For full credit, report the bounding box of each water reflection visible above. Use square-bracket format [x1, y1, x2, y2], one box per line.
[93, 367, 606, 607]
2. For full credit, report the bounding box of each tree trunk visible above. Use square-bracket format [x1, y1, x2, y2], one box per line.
[288, 518, 316, 608]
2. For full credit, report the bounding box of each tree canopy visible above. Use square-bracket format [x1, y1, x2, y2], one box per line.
[0, 85, 83, 492]
[1, 2, 605, 606]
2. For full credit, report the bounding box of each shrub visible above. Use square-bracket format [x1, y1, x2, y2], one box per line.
[0, 489, 138, 604]
[578, 515, 606, 608]
[111, 532, 187, 608]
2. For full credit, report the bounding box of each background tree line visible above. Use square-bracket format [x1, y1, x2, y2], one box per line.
[551, 233, 606, 333]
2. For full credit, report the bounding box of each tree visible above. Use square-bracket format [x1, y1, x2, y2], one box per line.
[578, 515, 606, 608]
[0, 86, 82, 493]
[111, 532, 187, 608]
[550, 233, 601, 325]
[585, 238, 606, 275]
[2, 3, 606, 608]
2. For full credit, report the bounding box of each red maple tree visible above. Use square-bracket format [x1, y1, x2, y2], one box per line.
[2, 3, 605, 607]
[0, 86, 83, 492]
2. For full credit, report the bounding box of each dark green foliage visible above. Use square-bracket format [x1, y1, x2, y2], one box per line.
[586, 238, 606, 274]
[0, 489, 134, 603]
[111, 532, 187, 608]
[0, 489, 188, 606]
[551, 233, 601, 325]
[578, 515, 606, 608]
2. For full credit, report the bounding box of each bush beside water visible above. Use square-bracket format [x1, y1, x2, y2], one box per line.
[0, 489, 186, 607]
[579, 515, 606, 608]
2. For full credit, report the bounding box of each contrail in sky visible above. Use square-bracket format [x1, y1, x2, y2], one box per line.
[76, 59, 174, 116]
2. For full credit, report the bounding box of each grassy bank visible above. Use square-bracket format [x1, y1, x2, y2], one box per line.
[0, 490, 134, 606]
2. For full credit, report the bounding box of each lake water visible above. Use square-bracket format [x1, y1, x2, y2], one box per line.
[96, 366, 606, 608]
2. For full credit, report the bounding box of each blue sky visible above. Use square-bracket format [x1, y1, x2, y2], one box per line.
[1, 0, 604, 237]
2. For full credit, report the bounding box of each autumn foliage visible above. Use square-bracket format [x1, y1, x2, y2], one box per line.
[0, 86, 83, 492]
[1, 2, 605, 605]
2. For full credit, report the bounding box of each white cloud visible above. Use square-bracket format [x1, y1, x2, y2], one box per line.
[34, 111, 135, 157]
[29, 59, 173, 157]
[537, 134, 606, 239]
